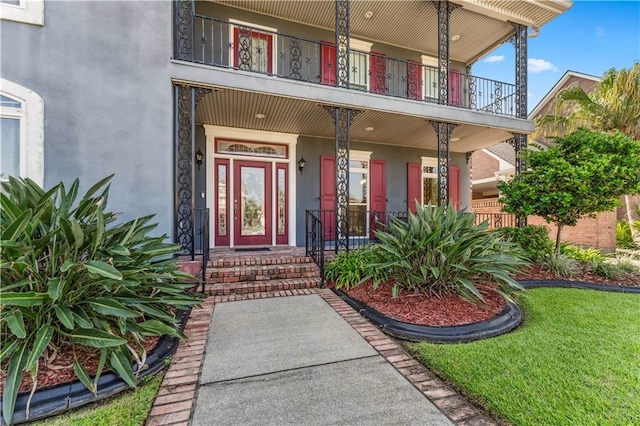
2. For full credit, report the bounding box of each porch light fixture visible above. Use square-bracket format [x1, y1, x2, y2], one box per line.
[195, 148, 204, 170]
[255, 113, 266, 119]
[364, 11, 374, 19]
[365, 126, 374, 132]
[451, 137, 461, 142]
[451, 34, 461, 42]
[298, 156, 306, 175]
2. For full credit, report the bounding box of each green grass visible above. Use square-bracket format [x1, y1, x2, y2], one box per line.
[409, 289, 640, 426]
[32, 373, 164, 426]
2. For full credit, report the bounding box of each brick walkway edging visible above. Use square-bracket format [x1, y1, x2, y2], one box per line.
[316, 288, 500, 426]
[146, 288, 499, 426]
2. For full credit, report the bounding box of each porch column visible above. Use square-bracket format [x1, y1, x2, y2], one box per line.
[433, 0, 457, 105]
[174, 84, 212, 253]
[429, 120, 459, 206]
[510, 22, 528, 119]
[335, 0, 351, 87]
[324, 106, 361, 252]
[174, 0, 194, 61]
[509, 134, 528, 227]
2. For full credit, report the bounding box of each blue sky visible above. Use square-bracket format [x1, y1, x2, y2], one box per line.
[472, 0, 640, 113]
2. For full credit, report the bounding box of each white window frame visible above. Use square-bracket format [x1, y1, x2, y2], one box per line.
[0, 0, 44, 26]
[348, 150, 372, 237]
[1, 78, 44, 185]
[421, 55, 439, 101]
[348, 39, 373, 91]
[228, 19, 278, 75]
[421, 156, 438, 207]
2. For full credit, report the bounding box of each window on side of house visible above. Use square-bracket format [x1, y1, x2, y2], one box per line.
[421, 157, 438, 206]
[0, 0, 44, 26]
[1, 94, 23, 181]
[348, 39, 373, 91]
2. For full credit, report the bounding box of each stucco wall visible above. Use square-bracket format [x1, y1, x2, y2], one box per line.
[294, 136, 469, 246]
[1, 1, 174, 236]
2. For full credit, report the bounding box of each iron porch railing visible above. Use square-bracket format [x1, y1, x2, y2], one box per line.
[192, 208, 210, 295]
[189, 15, 518, 117]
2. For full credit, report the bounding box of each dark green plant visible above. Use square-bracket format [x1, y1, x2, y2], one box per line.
[366, 203, 526, 303]
[616, 220, 639, 249]
[540, 254, 578, 278]
[560, 244, 608, 264]
[498, 129, 640, 256]
[324, 247, 388, 290]
[0, 176, 200, 425]
[494, 225, 553, 262]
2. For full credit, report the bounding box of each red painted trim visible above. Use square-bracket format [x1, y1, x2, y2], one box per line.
[214, 137, 289, 159]
[214, 158, 230, 246]
[407, 162, 421, 213]
[369, 160, 386, 239]
[233, 27, 273, 73]
[369, 52, 387, 94]
[276, 163, 288, 245]
[233, 160, 273, 246]
[407, 59, 423, 100]
[321, 42, 337, 86]
[449, 165, 461, 210]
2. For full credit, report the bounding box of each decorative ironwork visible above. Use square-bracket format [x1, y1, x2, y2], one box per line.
[289, 39, 302, 80]
[236, 28, 253, 71]
[323, 105, 361, 251]
[174, 85, 212, 252]
[493, 213, 503, 228]
[335, 0, 350, 87]
[466, 65, 477, 110]
[466, 151, 474, 164]
[175, 0, 194, 61]
[433, 1, 457, 105]
[494, 81, 503, 114]
[306, 210, 325, 287]
[510, 22, 528, 118]
[371, 54, 387, 93]
[175, 84, 194, 252]
[429, 120, 459, 206]
[509, 133, 528, 227]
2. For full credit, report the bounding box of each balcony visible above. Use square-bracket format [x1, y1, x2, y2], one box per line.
[188, 15, 517, 117]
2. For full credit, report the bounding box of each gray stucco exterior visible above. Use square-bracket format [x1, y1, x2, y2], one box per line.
[1, 1, 175, 237]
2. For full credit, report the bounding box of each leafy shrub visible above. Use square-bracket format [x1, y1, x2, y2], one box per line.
[324, 247, 387, 290]
[0, 177, 200, 425]
[366, 203, 526, 303]
[494, 225, 553, 262]
[561, 244, 608, 264]
[616, 220, 638, 249]
[612, 255, 640, 275]
[541, 254, 579, 278]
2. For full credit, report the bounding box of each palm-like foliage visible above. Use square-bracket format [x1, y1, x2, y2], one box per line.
[534, 63, 640, 244]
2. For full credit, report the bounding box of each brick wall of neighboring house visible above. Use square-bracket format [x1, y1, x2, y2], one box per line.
[470, 150, 500, 180]
[471, 198, 617, 251]
[618, 195, 640, 221]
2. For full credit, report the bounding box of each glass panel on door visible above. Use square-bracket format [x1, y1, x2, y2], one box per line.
[240, 167, 266, 236]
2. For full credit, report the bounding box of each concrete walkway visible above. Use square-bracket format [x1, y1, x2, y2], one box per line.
[191, 294, 454, 426]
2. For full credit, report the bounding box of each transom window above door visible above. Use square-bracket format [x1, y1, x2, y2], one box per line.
[217, 140, 288, 159]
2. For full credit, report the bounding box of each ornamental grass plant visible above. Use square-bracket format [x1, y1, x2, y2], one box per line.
[0, 176, 200, 425]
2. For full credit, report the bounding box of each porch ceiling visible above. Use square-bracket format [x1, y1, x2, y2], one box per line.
[196, 89, 514, 152]
[211, 0, 570, 64]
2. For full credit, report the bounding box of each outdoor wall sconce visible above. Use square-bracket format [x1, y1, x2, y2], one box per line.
[298, 156, 306, 175]
[195, 148, 204, 170]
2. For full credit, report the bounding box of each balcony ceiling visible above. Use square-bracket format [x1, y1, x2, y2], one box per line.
[213, 0, 571, 64]
[196, 89, 514, 152]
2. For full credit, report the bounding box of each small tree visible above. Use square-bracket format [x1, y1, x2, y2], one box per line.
[498, 129, 640, 256]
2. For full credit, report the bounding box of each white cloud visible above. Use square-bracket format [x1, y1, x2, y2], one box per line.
[485, 55, 505, 64]
[528, 58, 559, 74]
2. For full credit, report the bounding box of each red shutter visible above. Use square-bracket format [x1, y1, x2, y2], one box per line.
[407, 162, 422, 214]
[370, 52, 387, 94]
[321, 43, 336, 86]
[320, 156, 336, 240]
[407, 60, 422, 100]
[369, 160, 386, 238]
[449, 70, 462, 106]
[449, 166, 460, 210]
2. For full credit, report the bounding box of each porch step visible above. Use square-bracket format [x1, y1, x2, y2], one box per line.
[206, 263, 320, 284]
[205, 277, 322, 296]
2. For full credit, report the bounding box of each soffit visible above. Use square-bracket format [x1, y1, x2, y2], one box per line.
[212, 1, 569, 64]
[196, 89, 513, 152]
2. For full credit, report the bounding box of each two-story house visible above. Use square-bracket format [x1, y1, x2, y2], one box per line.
[1, 0, 572, 255]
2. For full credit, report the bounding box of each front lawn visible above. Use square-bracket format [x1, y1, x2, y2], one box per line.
[410, 288, 640, 426]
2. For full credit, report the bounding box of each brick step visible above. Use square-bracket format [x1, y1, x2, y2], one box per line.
[206, 263, 320, 284]
[205, 277, 323, 296]
[207, 254, 312, 268]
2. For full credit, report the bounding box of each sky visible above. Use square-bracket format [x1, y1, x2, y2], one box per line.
[471, 0, 640, 114]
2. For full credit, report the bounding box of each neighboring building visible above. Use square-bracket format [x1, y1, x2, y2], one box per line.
[1, 0, 572, 253]
[470, 70, 616, 251]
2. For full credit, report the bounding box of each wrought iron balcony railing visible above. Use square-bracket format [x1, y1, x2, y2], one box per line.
[189, 15, 518, 117]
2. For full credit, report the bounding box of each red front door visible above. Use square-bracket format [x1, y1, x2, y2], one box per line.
[233, 161, 272, 246]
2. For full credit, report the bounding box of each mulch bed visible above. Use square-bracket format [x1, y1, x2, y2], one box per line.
[0, 336, 160, 396]
[342, 281, 505, 327]
[514, 264, 640, 287]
